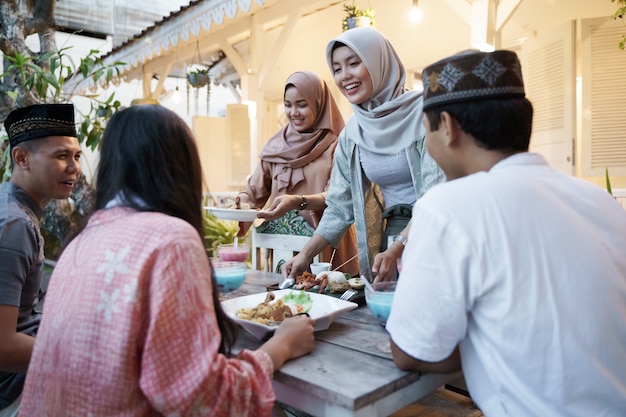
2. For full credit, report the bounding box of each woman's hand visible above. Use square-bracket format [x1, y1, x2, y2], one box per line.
[258, 194, 300, 221]
[260, 314, 315, 369]
[281, 253, 310, 279]
[237, 221, 252, 238]
[372, 243, 403, 282]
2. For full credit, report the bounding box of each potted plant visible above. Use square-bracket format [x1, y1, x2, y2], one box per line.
[186, 70, 212, 116]
[187, 67, 210, 88]
[342, 2, 376, 31]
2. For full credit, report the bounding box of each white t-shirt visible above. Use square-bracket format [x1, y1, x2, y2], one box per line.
[387, 153, 626, 417]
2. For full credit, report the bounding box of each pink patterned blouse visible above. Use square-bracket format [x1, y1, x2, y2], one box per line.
[20, 207, 275, 416]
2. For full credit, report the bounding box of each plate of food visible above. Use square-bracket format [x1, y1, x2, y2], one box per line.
[205, 207, 260, 222]
[221, 289, 358, 340]
[288, 271, 366, 304]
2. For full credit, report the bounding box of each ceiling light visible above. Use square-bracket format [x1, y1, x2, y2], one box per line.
[409, 0, 422, 23]
[173, 86, 181, 104]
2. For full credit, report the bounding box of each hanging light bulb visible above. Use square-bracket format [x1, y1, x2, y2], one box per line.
[409, 0, 422, 23]
[173, 85, 182, 104]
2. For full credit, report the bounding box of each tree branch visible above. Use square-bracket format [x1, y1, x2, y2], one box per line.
[24, 0, 55, 36]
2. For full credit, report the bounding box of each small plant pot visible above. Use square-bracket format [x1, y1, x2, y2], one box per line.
[187, 73, 209, 88]
[346, 16, 358, 30]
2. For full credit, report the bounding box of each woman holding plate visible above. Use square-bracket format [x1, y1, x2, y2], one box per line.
[237, 70, 358, 276]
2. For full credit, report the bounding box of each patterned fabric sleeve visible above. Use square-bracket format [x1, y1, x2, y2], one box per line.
[138, 232, 276, 417]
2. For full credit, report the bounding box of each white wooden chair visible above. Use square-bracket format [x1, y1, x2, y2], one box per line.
[251, 227, 319, 273]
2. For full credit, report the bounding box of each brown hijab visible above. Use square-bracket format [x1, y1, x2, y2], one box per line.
[259, 71, 345, 191]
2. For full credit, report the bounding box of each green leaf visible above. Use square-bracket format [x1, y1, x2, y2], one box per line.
[606, 168, 613, 196]
[281, 291, 313, 314]
[43, 72, 60, 88]
[86, 129, 101, 150]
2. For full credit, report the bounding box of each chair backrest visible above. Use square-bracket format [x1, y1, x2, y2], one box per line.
[251, 228, 319, 273]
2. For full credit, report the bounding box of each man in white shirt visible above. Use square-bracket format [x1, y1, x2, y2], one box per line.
[387, 49, 626, 416]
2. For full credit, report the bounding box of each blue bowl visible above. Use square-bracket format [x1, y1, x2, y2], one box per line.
[213, 261, 247, 293]
[365, 281, 396, 323]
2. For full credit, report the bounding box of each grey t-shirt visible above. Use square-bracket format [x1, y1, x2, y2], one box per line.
[359, 147, 417, 207]
[0, 181, 44, 407]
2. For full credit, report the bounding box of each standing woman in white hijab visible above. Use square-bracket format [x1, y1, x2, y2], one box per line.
[279, 27, 444, 282]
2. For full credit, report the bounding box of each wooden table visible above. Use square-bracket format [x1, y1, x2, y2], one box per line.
[229, 270, 461, 417]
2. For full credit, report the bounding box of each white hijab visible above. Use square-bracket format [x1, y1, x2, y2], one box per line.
[326, 27, 425, 155]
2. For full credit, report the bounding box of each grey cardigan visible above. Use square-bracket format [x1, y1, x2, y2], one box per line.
[315, 129, 444, 277]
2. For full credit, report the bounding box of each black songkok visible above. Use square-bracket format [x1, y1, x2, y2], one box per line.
[422, 50, 525, 111]
[4, 103, 77, 147]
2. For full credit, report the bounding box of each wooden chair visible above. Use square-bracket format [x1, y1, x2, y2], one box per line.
[251, 227, 319, 273]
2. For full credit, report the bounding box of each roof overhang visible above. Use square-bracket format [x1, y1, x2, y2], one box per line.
[64, 0, 269, 93]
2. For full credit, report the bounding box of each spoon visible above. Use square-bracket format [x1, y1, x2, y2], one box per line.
[278, 277, 295, 289]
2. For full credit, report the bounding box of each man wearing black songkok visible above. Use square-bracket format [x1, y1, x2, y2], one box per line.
[0, 103, 81, 413]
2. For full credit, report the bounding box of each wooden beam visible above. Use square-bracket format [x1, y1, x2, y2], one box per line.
[257, 3, 304, 89]
[441, 0, 472, 25]
[496, 0, 523, 31]
[218, 37, 248, 77]
[152, 61, 174, 97]
[471, 0, 497, 51]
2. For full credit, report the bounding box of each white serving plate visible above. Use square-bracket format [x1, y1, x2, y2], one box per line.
[205, 207, 259, 222]
[222, 289, 358, 340]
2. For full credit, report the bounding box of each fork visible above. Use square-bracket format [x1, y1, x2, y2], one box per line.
[339, 289, 357, 301]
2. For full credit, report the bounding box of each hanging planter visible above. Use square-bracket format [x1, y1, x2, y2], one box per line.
[342, 2, 376, 31]
[187, 69, 209, 88]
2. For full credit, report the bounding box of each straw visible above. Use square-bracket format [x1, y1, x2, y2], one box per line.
[332, 251, 362, 272]
[329, 248, 337, 265]
[360, 275, 375, 292]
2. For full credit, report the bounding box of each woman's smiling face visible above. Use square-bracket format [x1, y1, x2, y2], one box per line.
[331, 45, 373, 105]
[284, 85, 316, 132]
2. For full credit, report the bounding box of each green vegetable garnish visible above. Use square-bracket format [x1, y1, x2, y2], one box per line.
[282, 291, 313, 314]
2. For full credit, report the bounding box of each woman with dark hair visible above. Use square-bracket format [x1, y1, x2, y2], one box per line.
[19, 105, 315, 416]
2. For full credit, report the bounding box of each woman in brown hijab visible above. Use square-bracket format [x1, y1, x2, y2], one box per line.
[237, 70, 358, 275]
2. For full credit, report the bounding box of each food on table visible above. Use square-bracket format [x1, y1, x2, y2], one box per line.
[294, 271, 357, 294]
[294, 271, 325, 292]
[322, 271, 350, 293]
[236, 291, 312, 325]
[281, 291, 313, 314]
[347, 277, 365, 291]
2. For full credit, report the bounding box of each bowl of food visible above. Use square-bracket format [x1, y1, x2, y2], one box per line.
[217, 243, 250, 262]
[222, 289, 358, 339]
[212, 261, 247, 293]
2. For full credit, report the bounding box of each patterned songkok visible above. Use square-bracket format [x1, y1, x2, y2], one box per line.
[422, 50, 525, 111]
[4, 103, 77, 147]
